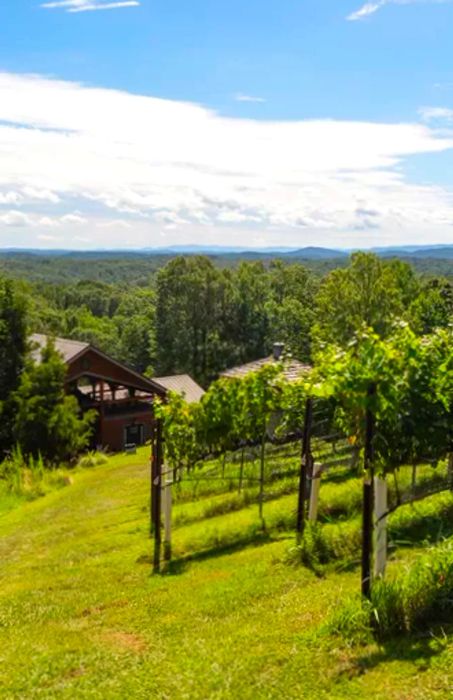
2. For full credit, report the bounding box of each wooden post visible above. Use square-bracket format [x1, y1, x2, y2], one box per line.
[238, 448, 245, 494]
[258, 433, 266, 527]
[308, 463, 322, 523]
[374, 476, 387, 578]
[152, 418, 163, 573]
[411, 462, 417, 496]
[448, 452, 453, 491]
[362, 384, 376, 600]
[150, 422, 157, 536]
[163, 474, 172, 562]
[297, 398, 313, 539]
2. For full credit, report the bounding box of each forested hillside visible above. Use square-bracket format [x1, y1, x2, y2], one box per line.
[2, 252, 453, 386]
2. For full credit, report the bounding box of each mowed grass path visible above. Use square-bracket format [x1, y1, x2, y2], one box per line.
[1, 450, 453, 699]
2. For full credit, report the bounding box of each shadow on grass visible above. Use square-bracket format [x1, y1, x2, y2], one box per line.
[389, 501, 453, 547]
[137, 531, 290, 576]
[346, 629, 450, 679]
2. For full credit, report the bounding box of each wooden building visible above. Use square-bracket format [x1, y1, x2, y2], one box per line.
[31, 334, 168, 452]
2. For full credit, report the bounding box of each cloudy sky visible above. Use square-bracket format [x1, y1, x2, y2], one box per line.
[1, 1, 453, 249]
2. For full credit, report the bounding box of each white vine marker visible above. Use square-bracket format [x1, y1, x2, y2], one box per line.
[374, 476, 388, 578]
[308, 463, 323, 522]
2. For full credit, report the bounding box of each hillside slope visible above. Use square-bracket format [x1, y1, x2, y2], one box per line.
[1, 451, 452, 699]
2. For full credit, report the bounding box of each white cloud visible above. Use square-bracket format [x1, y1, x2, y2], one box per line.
[348, 1, 386, 20]
[348, 0, 453, 22]
[419, 106, 453, 122]
[234, 94, 266, 104]
[41, 0, 140, 13]
[22, 186, 60, 203]
[37, 234, 60, 241]
[217, 211, 261, 224]
[60, 213, 87, 224]
[1, 71, 453, 247]
[96, 219, 132, 229]
[0, 191, 22, 205]
[0, 211, 34, 227]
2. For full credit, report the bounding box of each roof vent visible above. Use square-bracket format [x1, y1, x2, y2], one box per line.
[273, 342, 285, 361]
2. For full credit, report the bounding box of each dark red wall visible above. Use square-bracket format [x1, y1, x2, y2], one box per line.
[99, 410, 154, 452]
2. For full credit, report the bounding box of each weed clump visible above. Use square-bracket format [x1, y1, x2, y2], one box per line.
[77, 451, 109, 468]
[328, 539, 453, 641]
[0, 445, 73, 500]
[289, 521, 361, 574]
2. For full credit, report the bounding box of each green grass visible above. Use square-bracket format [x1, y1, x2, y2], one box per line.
[1, 446, 453, 698]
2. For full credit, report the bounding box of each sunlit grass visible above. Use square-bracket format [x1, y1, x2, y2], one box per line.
[1, 445, 453, 698]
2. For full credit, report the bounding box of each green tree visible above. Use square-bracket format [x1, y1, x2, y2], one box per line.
[13, 340, 95, 463]
[313, 253, 410, 347]
[409, 278, 453, 334]
[155, 256, 225, 384]
[0, 278, 28, 455]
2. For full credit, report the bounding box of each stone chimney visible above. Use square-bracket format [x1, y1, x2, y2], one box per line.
[272, 342, 285, 361]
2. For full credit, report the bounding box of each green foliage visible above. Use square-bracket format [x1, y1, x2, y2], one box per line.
[313, 324, 453, 473]
[0, 278, 28, 455]
[409, 277, 453, 334]
[158, 362, 306, 471]
[12, 340, 96, 463]
[155, 256, 317, 383]
[314, 252, 417, 347]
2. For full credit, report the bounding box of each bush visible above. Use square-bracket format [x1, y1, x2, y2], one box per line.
[13, 340, 96, 463]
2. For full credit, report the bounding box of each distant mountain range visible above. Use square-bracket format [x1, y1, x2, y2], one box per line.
[1, 244, 453, 260]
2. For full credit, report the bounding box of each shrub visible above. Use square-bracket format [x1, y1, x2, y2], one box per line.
[13, 340, 96, 464]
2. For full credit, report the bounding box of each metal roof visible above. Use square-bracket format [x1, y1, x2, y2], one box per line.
[30, 333, 89, 364]
[220, 356, 311, 382]
[153, 374, 205, 404]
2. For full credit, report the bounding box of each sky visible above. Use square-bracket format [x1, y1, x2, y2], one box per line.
[1, 1, 453, 250]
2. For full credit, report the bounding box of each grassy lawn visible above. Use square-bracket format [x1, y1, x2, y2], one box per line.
[1, 447, 453, 699]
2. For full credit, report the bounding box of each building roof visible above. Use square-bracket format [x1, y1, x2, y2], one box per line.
[30, 333, 167, 397]
[153, 374, 205, 403]
[220, 356, 311, 382]
[30, 333, 89, 364]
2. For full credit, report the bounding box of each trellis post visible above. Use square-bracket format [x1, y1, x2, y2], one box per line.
[362, 384, 376, 600]
[151, 418, 163, 573]
[163, 472, 172, 563]
[297, 397, 313, 540]
[258, 433, 266, 527]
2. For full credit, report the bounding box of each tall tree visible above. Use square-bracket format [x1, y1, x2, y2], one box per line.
[313, 252, 410, 347]
[409, 278, 453, 334]
[13, 340, 95, 463]
[0, 278, 28, 455]
[155, 256, 224, 384]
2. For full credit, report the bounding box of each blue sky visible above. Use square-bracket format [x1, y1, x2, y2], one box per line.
[1, 0, 453, 249]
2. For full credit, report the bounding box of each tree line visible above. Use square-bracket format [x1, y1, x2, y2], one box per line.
[19, 253, 453, 386]
[0, 251, 452, 465]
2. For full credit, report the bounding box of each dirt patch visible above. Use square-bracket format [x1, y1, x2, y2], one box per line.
[81, 598, 129, 617]
[101, 629, 148, 654]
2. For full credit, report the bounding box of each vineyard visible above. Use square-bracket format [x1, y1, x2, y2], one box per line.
[152, 325, 453, 606]
[1, 323, 452, 697]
